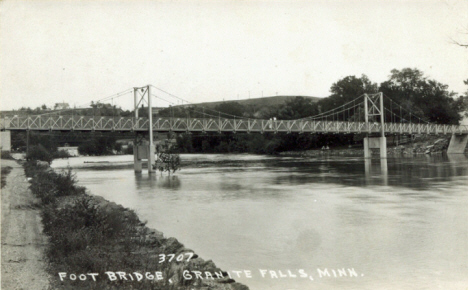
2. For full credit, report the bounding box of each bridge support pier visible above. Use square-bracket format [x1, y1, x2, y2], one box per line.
[364, 136, 387, 158]
[134, 147, 142, 173]
[133, 144, 156, 173]
[363, 137, 370, 158]
[447, 134, 468, 154]
[379, 137, 387, 158]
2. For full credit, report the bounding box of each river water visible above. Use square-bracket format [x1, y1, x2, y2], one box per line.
[52, 153, 468, 290]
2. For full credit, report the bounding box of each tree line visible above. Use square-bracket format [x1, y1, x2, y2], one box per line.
[169, 68, 468, 154]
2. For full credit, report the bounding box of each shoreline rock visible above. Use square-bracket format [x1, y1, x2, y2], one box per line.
[280, 135, 455, 157]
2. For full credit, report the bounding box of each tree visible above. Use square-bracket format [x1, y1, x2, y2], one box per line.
[175, 134, 194, 153]
[319, 75, 378, 120]
[78, 136, 119, 155]
[329, 75, 378, 101]
[451, 24, 468, 48]
[201, 140, 211, 152]
[155, 153, 180, 176]
[26, 144, 53, 164]
[276, 97, 319, 120]
[460, 79, 468, 118]
[380, 68, 463, 124]
[89, 102, 122, 117]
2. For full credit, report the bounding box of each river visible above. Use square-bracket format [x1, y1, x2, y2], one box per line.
[52, 153, 468, 290]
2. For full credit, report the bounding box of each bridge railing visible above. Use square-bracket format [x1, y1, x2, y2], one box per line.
[1, 115, 467, 134]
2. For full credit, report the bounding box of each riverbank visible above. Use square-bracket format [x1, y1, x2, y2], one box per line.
[279, 135, 455, 157]
[1, 159, 49, 290]
[16, 159, 249, 290]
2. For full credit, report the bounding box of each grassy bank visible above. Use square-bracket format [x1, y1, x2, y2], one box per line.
[24, 160, 248, 290]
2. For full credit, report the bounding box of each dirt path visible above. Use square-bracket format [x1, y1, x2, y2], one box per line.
[1, 159, 49, 290]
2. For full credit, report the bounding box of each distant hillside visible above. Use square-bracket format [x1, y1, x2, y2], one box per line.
[0, 95, 322, 117]
[182, 95, 321, 109]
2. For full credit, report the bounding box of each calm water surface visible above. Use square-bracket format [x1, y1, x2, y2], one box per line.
[52, 154, 468, 290]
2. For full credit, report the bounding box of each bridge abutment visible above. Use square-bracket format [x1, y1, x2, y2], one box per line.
[1, 131, 11, 151]
[447, 134, 468, 154]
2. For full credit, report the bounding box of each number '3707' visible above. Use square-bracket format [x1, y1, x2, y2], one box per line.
[159, 253, 194, 263]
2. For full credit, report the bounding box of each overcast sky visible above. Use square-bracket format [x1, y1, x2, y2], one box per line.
[1, 0, 467, 111]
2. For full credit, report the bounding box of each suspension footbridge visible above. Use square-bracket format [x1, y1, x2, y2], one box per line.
[1, 85, 467, 172]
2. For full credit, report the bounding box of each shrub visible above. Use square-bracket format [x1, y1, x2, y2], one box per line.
[29, 171, 59, 204]
[54, 168, 85, 196]
[26, 144, 53, 164]
[42, 196, 104, 256]
[155, 153, 181, 176]
[0, 151, 13, 159]
[24, 160, 43, 177]
[28, 166, 84, 204]
[53, 149, 71, 159]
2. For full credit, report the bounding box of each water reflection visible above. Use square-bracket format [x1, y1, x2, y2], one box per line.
[156, 176, 181, 189]
[134, 173, 181, 190]
[134, 172, 158, 189]
[364, 158, 389, 186]
[52, 154, 468, 191]
[447, 153, 468, 176]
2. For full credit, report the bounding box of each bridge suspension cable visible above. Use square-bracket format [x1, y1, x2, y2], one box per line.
[314, 100, 364, 121]
[150, 85, 263, 120]
[382, 94, 430, 124]
[298, 93, 369, 122]
[151, 93, 244, 120]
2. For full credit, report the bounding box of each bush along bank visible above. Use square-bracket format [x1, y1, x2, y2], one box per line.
[24, 160, 248, 290]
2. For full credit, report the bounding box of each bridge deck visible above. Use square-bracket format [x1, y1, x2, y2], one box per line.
[1, 116, 467, 135]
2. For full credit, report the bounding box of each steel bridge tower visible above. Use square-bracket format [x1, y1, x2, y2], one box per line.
[363, 92, 387, 158]
[133, 85, 155, 173]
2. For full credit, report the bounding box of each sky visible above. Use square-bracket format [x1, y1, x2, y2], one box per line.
[1, 0, 467, 111]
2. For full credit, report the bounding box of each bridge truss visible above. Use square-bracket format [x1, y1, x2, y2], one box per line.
[2, 115, 467, 135]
